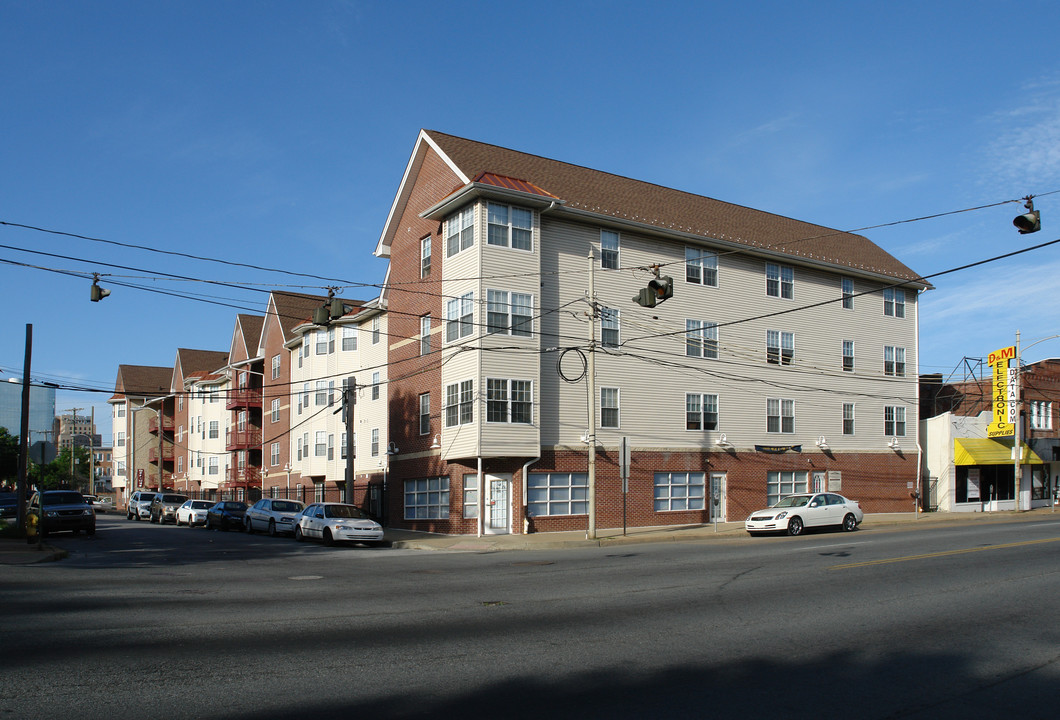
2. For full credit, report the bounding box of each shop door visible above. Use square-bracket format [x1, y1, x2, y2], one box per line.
[485, 473, 511, 535]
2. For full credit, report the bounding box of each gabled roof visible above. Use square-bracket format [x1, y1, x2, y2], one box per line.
[172, 348, 230, 392]
[229, 314, 266, 366]
[110, 364, 172, 403]
[377, 130, 929, 287]
[267, 291, 364, 344]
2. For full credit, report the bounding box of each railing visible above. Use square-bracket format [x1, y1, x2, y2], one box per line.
[226, 387, 263, 410]
[225, 465, 261, 486]
[147, 445, 175, 463]
[226, 429, 263, 451]
[148, 416, 175, 434]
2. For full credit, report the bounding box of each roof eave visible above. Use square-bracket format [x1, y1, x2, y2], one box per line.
[420, 183, 565, 222]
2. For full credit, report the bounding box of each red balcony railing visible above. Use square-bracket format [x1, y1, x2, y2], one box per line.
[226, 429, 262, 451]
[148, 445, 175, 463]
[148, 416, 175, 434]
[226, 387, 263, 410]
[225, 465, 261, 487]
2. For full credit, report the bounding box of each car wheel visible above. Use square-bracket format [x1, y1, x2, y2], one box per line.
[842, 513, 858, 532]
[787, 516, 804, 536]
[294, 525, 304, 542]
[268, 519, 277, 537]
[323, 528, 334, 547]
[127, 512, 134, 520]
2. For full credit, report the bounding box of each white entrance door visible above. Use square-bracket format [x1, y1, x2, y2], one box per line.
[484, 473, 511, 535]
[709, 472, 727, 522]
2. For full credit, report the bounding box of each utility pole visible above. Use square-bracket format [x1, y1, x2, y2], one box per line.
[1014, 330, 1023, 511]
[586, 250, 597, 540]
[66, 407, 83, 492]
[16, 325, 32, 532]
[343, 380, 356, 505]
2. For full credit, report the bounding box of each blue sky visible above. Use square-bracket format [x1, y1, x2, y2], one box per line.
[4, 0, 1060, 442]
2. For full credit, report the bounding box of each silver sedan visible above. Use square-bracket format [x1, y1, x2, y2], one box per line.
[745, 492, 864, 536]
[294, 503, 383, 546]
[244, 498, 305, 536]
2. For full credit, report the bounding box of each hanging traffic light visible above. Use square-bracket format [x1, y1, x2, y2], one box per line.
[633, 287, 657, 308]
[634, 271, 674, 307]
[90, 274, 110, 302]
[1014, 197, 1041, 234]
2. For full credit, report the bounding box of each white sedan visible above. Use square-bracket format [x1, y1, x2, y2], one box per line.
[294, 503, 384, 546]
[175, 499, 214, 527]
[245, 498, 305, 536]
[746, 492, 863, 536]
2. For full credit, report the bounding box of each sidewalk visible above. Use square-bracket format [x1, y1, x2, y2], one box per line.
[2, 508, 1056, 564]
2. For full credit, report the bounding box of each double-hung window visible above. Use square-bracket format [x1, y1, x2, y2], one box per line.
[686, 393, 719, 431]
[315, 330, 327, 355]
[600, 308, 619, 348]
[271, 442, 280, 466]
[208, 421, 219, 439]
[486, 290, 533, 336]
[420, 236, 431, 277]
[372, 317, 380, 344]
[446, 206, 474, 257]
[767, 398, 795, 433]
[446, 292, 474, 342]
[445, 380, 474, 427]
[371, 372, 380, 401]
[842, 278, 854, 309]
[1031, 401, 1053, 429]
[686, 320, 718, 358]
[487, 203, 532, 250]
[766, 263, 794, 299]
[884, 346, 906, 377]
[486, 379, 533, 424]
[884, 288, 906, 317]
[600, 388, 619, 428]
[316, 381, 328, 406]
[313, 432, 325, 458]
[686, 247, 718, 286]
[271, 354, 281, 379]
[419, 393, 430, 435]
[601, 230, 619, 269]
[767, 330, 794, 365]
[271, 398, 281, 423]
[885, 406, 906, 436]
[843, 340, 855, 372]
[843, 403, 855, 435]
[420, 315, 431, 355]
[342, 326, 357, 351]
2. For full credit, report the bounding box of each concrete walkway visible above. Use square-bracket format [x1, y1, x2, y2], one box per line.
[3, 507, 1056, 564]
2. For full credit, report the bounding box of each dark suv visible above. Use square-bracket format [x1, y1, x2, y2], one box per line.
[150, 493, 188, 524]
[27, 490, 95, 539]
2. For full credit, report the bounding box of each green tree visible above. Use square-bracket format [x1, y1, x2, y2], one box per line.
[0, 427, 19, 488]
[29, 446, 91, 491]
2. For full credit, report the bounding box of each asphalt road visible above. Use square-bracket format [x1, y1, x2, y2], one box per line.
[2, 515, 1059, 719]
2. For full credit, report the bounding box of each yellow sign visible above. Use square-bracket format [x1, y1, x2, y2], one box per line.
[987, 345, 1015, 438]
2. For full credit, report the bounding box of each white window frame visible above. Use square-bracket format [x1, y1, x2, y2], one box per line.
[766, 263, 794, 299]
[404, 477, 451, 520]
[487, 202, 533, 251]
[444, 380, 474, 427]
[342, 326, 358, 351]
[486, 378, 533, 424]
[486, 289, 533, 336]
[686, 393, 719, 431]
[842, 277, 854, 309]
[419, 392, 430, 435]
[420, 315, 431, 355]
[767, 471, 808, 505]
[884, 346, 906, 377]
[686, 247, 718, 286]
[601, 308, 619, 348]
[884, 288, 906, 318]
[767, 330, 794, 365]
[271, 397, 281, 423]
[527, 473, 588, 517]
[653, 472, 706, 511]
[420, 235, 431, 277]
[843, 340, 855, 372]
[272, 354, 281, 379]
[767, 398, 795, 433]
[843, 403, 855, 435]
[601, 230, 619, 270]
[885, 406, 907, 437]
[600, 387, 620, 429]
[446, 206, 474, 257]
[446, 292, 474, 342]
[686, 319, 718, 358]
[271, 442, 280, 467]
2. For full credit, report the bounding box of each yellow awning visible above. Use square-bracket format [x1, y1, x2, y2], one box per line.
[953, 438, 1044, 466]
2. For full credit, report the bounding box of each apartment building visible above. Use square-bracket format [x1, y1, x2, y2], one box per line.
[372, 130, 931, 535]
[109, 364, 171, 505]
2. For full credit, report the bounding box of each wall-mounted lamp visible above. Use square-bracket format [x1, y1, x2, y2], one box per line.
[887, 436, 900, 450]
[716, 433, 733, 448]
[429, 435, 441, 449]
[815, 435, 829, 451]
[386, 442, 399, 456]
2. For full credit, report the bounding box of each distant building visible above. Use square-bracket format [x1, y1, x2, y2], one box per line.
[55, 413, 101, 451]
[0, 378, 56, 462]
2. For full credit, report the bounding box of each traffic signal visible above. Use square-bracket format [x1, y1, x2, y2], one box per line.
[633, 287, 657, 308]
[634, 274, 673, 307]
[1014, 197, 1041, 234]
[90, 275, 110, 302]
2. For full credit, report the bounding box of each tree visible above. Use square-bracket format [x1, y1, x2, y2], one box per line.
[28, 446, 91, 491]
[0, 427, 19, 489]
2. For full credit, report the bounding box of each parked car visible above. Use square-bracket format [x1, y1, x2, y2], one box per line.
[175, 499, 214, 527]
[0, 492, 17, 519]
[92, 497, 114, 512]
[127, 491, 157, 521]
[205, 501, 248, 531]
[149, 493, 188, 524]
[245, 498, 305, 536]
[294, 502, 383, 546]
[26, 490, 95, 539]
[745, 492, 864, 536]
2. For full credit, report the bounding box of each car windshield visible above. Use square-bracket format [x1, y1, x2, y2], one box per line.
[324, 505, 368, 519]
[44, 492, 87, 505]
[272, 501, 302, 513]
[192, 501, 213, 509]
[162, 495, 186, 503]
[774, 496, 810, 508]
[223, 502, 247, 510]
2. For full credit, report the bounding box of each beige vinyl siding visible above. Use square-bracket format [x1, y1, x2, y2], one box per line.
[541, 216, 919, 452]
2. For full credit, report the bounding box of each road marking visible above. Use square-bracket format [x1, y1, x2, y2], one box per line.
[830, 536, 1060, 570]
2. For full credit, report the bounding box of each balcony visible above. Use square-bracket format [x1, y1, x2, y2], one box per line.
[227, 387, 263, 410]
[148, 416, 175, 434]
[225, 465, 261, 487]
[226, 429, 262, 451]
[148, 445, 175, 463]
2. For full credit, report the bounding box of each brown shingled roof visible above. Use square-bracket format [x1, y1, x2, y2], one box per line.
[424, 130, 928, 286]
[270, 291, 365, 342]
[112, 364, 172, 400]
